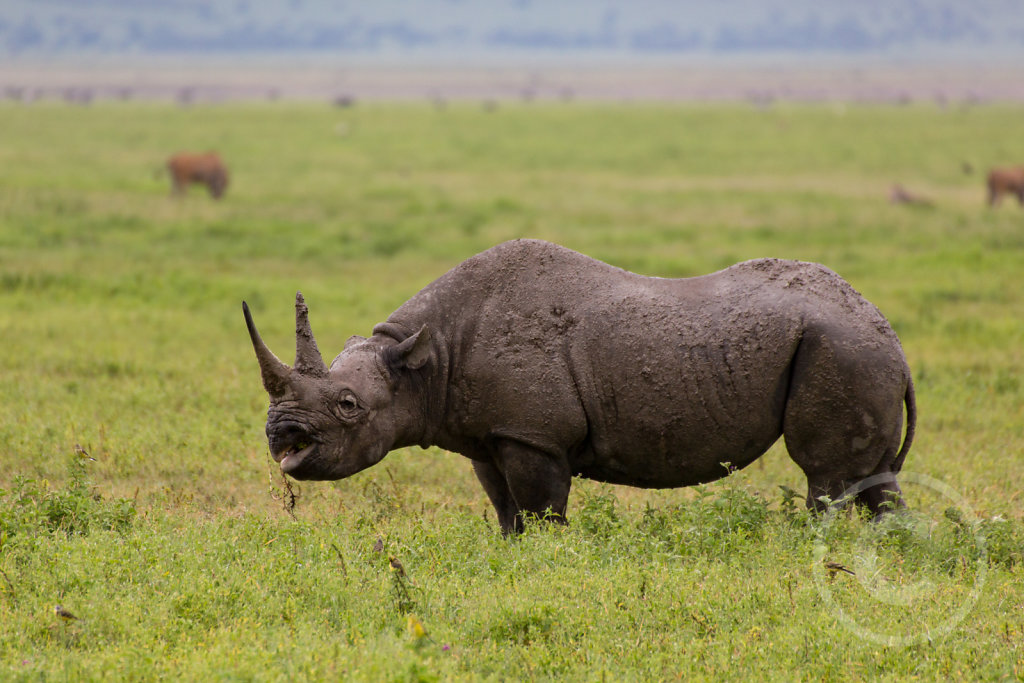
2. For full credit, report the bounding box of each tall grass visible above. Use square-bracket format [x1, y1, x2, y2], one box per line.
[0, 100, 1022, 680]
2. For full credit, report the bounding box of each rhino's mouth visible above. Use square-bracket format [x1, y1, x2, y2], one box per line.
[278, 441, 316, 474]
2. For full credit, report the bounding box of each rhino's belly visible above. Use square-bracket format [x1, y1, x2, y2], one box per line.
[574, 426, 781, 488]
[570, 390, 786, 490]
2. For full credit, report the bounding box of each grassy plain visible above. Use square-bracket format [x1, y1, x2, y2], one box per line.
[0, 100, 1022, 680]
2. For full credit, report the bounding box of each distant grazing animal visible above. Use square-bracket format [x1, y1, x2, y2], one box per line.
[166, 151, 229, 200]
[243, 240, 916, 534]
[889, 184, 932, 206]
[986, 166, 1024, 207]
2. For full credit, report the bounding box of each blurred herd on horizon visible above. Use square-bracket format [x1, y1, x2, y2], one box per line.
[3, 0, 1024, 64]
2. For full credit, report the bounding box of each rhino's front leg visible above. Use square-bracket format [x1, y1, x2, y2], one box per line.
[492, 439, 571, 534]
[472, 460, 521, 534]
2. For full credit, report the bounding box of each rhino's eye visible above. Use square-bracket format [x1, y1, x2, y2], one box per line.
[336, 394, 361, 419]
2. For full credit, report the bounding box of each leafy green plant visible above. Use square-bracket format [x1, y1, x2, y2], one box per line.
[574, 485, 621, 539]
[0, 448, 135, 545]
[635, 472, 772, 559]
[485, 605, 557, 645]
[978, 516, 1024, 569]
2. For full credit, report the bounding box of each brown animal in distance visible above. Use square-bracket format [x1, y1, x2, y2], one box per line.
[166, 151, 229, 199]
[889, 184, 932, 206]
[986, 166, 1024, 207]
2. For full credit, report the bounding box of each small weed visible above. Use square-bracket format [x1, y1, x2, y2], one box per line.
[486, 605, 557, 645]
[978, 516, 1024, 569]
[266, 452, 298, 519]
[575, 486, 620, 538]
[387, 555, 418, 615]
[0, 446, 135, 544]
[363, 480, 400, 522]
[636, 472, 771, 558]
[689, 611, 717, 638]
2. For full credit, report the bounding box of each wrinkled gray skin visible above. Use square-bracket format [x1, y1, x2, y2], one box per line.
[244, 239, 915, 534]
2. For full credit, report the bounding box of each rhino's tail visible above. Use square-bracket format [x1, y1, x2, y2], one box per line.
[893, 373, 916, 474]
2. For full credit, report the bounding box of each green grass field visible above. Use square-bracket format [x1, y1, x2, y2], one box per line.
[1, 100, 1022, 680]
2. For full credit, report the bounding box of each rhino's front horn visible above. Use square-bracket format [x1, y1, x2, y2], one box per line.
[242, 301, 291, 397]
[294, 292, 328, 378]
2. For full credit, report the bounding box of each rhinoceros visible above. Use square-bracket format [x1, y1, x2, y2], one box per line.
[244, 239, 915, 533]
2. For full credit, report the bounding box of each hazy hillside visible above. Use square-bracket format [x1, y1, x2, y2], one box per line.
[3, 0, 1023, 62]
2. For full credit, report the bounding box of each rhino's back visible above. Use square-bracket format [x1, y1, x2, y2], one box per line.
[431, 241, 885, 330]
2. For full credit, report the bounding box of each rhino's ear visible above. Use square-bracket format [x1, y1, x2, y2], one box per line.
[387, 325, 431, 371]
[344, 335, 366, 350]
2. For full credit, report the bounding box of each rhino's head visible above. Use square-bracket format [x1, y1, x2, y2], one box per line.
[243, 294, 430, 480]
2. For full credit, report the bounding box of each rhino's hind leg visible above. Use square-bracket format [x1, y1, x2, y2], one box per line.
[854, 474, 906, 515]
[783, 332, 909, 518]
[788, 410, 906, 517]
[804, 468, 905, 516]
[804, 477, 854, 513]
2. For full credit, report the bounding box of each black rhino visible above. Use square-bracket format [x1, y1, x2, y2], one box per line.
[244, 239, 915, 533]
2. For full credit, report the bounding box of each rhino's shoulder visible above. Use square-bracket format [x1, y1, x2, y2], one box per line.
[449, 239, 616, 284]
[470, 239, 592, 268]
[727, 257, 832, 277]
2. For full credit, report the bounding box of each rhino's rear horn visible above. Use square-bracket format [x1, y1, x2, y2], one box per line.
[294, 292, 328, 378]
[242, 301, 291, 397]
